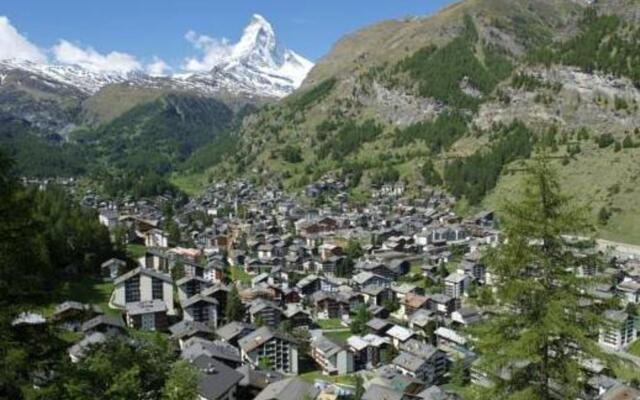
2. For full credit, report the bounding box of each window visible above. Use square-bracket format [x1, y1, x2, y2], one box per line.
[125, 276, 140, 303]
[152, 278, 164, 300]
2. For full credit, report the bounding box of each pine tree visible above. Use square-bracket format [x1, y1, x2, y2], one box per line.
[225, 285, 245, 322]
[162, 361, 198, 400]
[471, 158, 603, 399]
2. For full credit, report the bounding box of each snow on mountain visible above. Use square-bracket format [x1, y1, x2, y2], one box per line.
[0, 15, 313, 99]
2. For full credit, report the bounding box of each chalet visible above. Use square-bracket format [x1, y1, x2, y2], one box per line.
[181, 294, 219, 328]
[283, 304, 312, 328]
[366, 318, 393, 336]
[101, 258, 126, 281]
[169, 320, 215, 349]
[408, 309, 436, 333]
[617, 279, 640, 304]
[125, 299, 168, 331]
[216, 321, 255, 347]
[599, 310, 637, 351]
[386, 325, 416, 349]
[396, 339, 447, 384]
[191, 355, 244, 400]
[362, 286, 395, 307]
[111, 267, 175, 315]
[177, 275, 211, 301]
[235, 365, 285, 400]
[452, 307, 482, 327]
[248, 299, 283, 328]
[51, 301, 99, 332]
[319, 243, 343, 261]
[81, 314, 126, 336]
[312, 292, 349, 319]
[352, 271, 391, 291]
[201, 285, 230, 316]
[181, 337, 242, 368]
[238, 326, 299, 374]
[253, 377, 319, 400]
[399, 293, 429, 319]
[144, 248, 171, 272]
[347, 334, 391, 369]
[310, 335, 354, 375]
[144, 228, 169, 248]
[429, 293, 458, 316]
[296, 274, 321, 296]
[435, 326, 467, 348]
[203, 261, 225, 283]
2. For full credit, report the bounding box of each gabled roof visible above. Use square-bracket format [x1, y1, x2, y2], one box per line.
[215, 321, 255, 342]
[238, 326, 297, 353]
[192, 355, 243, 400]
[181, 337, 241, 364]
[101, 258, 126, 268]
[81, 314, 125, 332]
[114, 267, 172, 285]
[181, 294, 219, 309]
[386, 325, 415, 342]
[169, 320, 214, 339]
[392, 351, 427, 372]
[235, 365, 285, 389]
[254, 377, 319, 400]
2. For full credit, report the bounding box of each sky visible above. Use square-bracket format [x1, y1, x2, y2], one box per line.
[0, 0, 456, 75]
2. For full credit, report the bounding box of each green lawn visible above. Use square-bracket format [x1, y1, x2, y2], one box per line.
[127, 243, 147, 260]
[229, 265, 252, 285]
[170, 172, 208, 197]
[628, 340, 640, 357]
[316, 318, 346, 330]
[36, 276, 119, 317]
[300, 370, 357, 386]
[325, 330, 353, 343]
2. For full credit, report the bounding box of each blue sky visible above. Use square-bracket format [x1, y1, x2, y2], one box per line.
[1, 0, 456, 71]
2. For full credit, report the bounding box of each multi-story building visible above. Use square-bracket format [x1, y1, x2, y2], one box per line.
[238, 326, 299, 374]
[248, 299, 283, 328]
[310, 335, 354, 375]
[111, 267, 175, 315]
[181, 294, 219, 328]
[599, 310, 637, 351]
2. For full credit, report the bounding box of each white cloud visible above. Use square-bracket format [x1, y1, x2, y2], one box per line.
[0, 16, 47, 62]
[146, 56, 171, 76]
[52, 40, 142, 74]
[182, 30, 232, 72]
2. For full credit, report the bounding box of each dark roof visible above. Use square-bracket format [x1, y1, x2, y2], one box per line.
[238, 326, 297, 353]
[181, 337, 241, 364]
[192, 355, 243, 400]
[216, 321, 255, 342]
[181, 294, 219, 309]
[169, 320, 214, 339]
[254, 377, 319, 400]
[235, 365, 284, 389]
[81, 314, 125, 332]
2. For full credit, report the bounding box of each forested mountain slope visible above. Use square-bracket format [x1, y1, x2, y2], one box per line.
[185, 0, 640, 243]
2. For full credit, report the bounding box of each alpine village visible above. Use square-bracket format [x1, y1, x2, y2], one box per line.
[4, 1, 640, 400]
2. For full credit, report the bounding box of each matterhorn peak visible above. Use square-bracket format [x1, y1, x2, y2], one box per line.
[232, 14, 282, 66]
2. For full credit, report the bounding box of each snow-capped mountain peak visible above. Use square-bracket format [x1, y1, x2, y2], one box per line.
[203, 13, 314, 97]
[0, 14, 313, 99]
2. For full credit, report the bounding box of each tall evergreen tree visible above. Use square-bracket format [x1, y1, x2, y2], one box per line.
[471, 158, 603, 399]
[161, 360, 199, 400]
[225, 285, 245, 322]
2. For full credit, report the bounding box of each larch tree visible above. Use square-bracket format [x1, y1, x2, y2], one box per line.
[470, 158, 606, 400]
